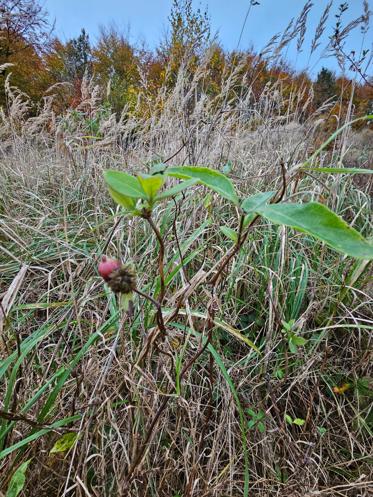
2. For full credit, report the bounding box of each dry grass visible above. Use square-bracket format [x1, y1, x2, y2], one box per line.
[0, 19, 372, 497]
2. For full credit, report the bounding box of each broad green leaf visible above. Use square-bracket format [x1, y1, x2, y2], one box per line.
[137, 174, 164, 200]
[242, 191, 275, 214]
[291, 335, 307, 347]
[258, 422, 266, 433]
[156, 178, 199, 200]
[220, 226, 238, 243]
[288, 340, 298, 354]
[104, 170, 147, 199]
[293, 418, 305, 426]
[242, 191, 275, 227]
[50, 432, 79, 454]
[108, 187, 136, 210]
[6, 460, 31, 497]
[256, 202, 373, 260]
[166, 166, 238, 204]
[306, 167, 373, 175]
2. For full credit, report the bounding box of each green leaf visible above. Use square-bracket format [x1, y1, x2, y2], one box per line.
[256, 202, 373, 260]
[166, 166, 238, 204]
[288, 340, 298, 354]
[275, 369, 284, 379]
[137, 174, 164, 200]
[242, 191, 275, 214]
[104, 170, 147, 200]
[6, 460, 31, 497]
[285, 414, 293, 424]
[306, 167, 373, 175]
[108, 187, 136, 210]
[156, 178, 199, 200]
[317, 426, 327, 436]
[258, 421, 266, 433]
[220, 226, 238, 243]
[281, 319, 295, 332]
[291, 335, 307, 347]
[293, 418, 305, 426]
[50, 432, 79, 454]
[242, 191, 275, 227]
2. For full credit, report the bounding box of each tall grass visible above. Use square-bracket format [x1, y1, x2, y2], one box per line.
[0, 9, 372, 497]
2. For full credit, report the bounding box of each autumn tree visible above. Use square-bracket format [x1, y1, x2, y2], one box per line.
[168, 0, 210, 56]
[0, 0, 51, 106]
[92, 26, 139, 114]
[157, 0, 211, 87]
[0, 0, 49, 59]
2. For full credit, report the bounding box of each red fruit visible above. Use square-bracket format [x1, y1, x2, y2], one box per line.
[98, 256, 121, 281]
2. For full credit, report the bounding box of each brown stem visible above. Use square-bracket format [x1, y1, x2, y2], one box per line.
[210, 160, 288, 286]
[209, 213, 256, 286]
[123, 326, 213, 490]
[147, 215, 166, 304]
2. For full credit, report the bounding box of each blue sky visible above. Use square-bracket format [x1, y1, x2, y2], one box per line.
[42, 0, 372, 78]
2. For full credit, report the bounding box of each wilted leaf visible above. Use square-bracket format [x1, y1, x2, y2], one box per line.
[50, 432, 79, 454]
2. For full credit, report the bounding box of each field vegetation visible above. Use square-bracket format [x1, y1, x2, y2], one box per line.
[0, 1, 372, 496]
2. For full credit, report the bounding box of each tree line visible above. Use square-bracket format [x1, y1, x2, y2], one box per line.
[0, 0, 372, 121]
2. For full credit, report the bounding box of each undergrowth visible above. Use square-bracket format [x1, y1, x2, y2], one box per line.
[0, 20, 372, 497]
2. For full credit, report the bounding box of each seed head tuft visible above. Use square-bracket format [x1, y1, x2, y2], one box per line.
[106, 265, 137, 294]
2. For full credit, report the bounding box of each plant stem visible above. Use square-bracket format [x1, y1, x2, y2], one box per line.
[147, 215, 166, 303]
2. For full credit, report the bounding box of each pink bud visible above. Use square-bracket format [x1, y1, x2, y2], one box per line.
[98, 256, 121, 281]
